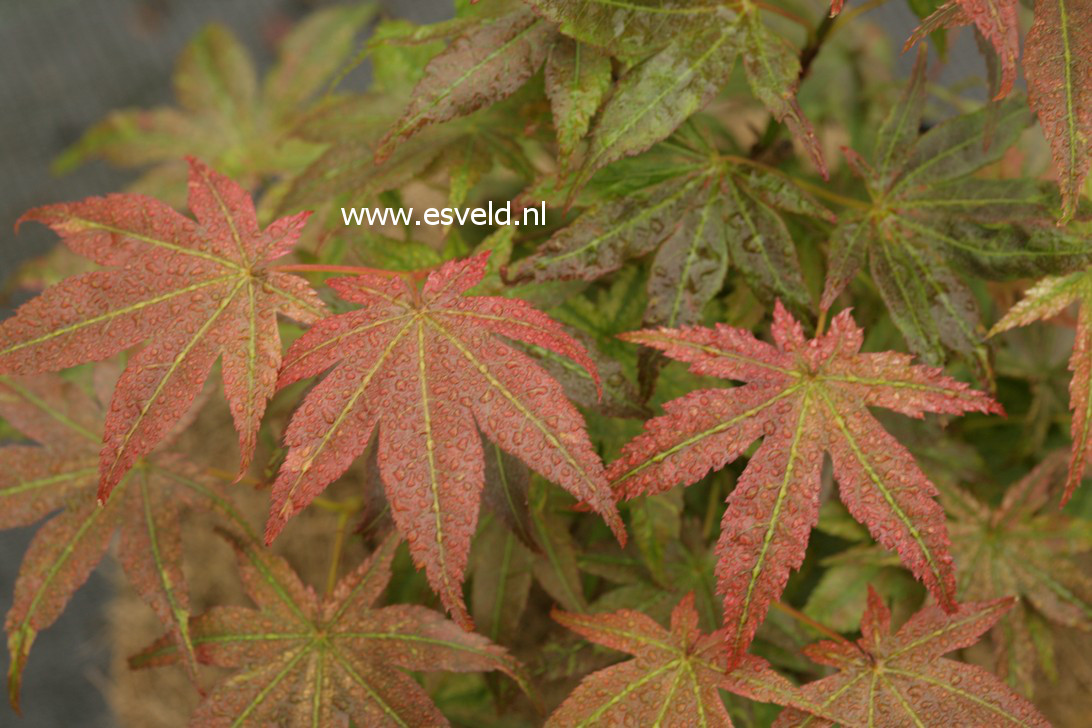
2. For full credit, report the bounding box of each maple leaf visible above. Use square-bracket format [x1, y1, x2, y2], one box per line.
[530, 0, 827, 184]
[943, 451, 1092, 693]
[266, 253, 623, 626]
[906, 1, 1019, 99]
[608, 302, 1002, 662]
[0, 372, 246, 711]
[54, 7, 376, 205]
[547, 593, 822, 727]
[375, 7, 556, 161]
[544, 35, 612, 168]
[283, 90, 543, 215]
[989, 268, 1092, 502]
[2, 157, 325, 499]
[131, 532, 526, 726]
[1023, 0, 1092, 223]
[821, 51, 1090, 372]
[774, 588, 1050, 727]
[507, 138, 832, 336]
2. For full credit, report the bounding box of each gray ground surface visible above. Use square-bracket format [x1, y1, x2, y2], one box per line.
[0, 1, 983, 725]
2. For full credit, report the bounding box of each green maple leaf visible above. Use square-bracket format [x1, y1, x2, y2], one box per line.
[943, 452, 1092, 694]
[56, 6, 375, 206]
[529, 0, 828, 183]
[508, 131, 833, 341]
[821, 50, 1091, 374]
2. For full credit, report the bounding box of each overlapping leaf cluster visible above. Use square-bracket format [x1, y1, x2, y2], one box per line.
[2, 0, 1092, 725]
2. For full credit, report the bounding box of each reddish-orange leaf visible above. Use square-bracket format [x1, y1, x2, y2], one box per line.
[774, 588, 1050, 727]
[609, 302, 1001, 664]
[1024, 0, 1092, 222]
[0, 373, 225, 710]
[548, 593, 822, 727]
[131, 533, 526, 726]
[910, 1, 1020, 99]
[958, 0, 1020, 98]
[267, 253, 623, 627]
[3, 157, 325, 499]
[991, 270, 1092, 502]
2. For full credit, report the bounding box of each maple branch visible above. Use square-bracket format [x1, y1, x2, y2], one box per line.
[770, 601, 853, 646]
[271, 263, 435, 280]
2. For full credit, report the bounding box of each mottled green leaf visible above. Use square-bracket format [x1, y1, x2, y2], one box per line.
[577, 18, 740, 183]
[545, 37, 612, 164]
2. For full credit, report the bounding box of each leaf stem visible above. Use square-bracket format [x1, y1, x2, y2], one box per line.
[271, 263, 435, 280]
[702, 477, 724, 541]
[832, 0, 890, 32]
[791, 177, 870, 211]
[206, 467, 263, 487]
[719, 154, 868, 210]
[325, 508, 352, 598]
[753, 1, 812, 29]
[771, 600, 852, 645]
[313, 496, 364, 514]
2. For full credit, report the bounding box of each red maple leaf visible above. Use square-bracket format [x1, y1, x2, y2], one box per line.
[608, 302, 1002, 663]
[990, 270, 1092, 502]
[267, 253, 624, 626]
[1024, 0, 1092, 222]
[0, 373, 240, 710]
[548, 593, 826, 726]
[2, 157, 325, 498]
[907, 1, 1020, 99]
[131, 533, 527, 726]
[774, 587, 1049, 727]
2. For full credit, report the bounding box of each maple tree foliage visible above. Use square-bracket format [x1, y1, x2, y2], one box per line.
[991, 267, 1092, 502]
[905, 0, 1092, 221]
[608, 302, 1001, 662]
[132, 533, 525, 726]
[1023, 0, 1092, 223]
[547, 593, 821, 727]
[54, 5, 377, 205]
[6, 0, 1092, 724]
[943, 452, 1092, 693]
[821, 50, 1089, 373]
[775, 587, 1050, 727]
[507, 133, 833, 333]
[267, 253, 623, 627]
[0, 372, 240, 711]
[528, 0, 828, 185]
[1, 157, 325, 499]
